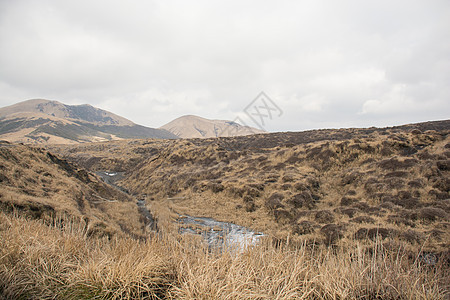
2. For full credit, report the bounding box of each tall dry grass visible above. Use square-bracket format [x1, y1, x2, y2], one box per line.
[1, 212, 448, 299]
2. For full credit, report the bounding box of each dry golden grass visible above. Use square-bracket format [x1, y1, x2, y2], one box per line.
[101, 127, 449, 253]
[46, 123, 450, 251]
[1, 212, 448, 299]
[0, 144, 146, 239]
[15, 121, 446, 298]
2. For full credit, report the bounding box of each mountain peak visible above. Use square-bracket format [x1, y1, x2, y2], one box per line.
[0, 99, 178, 144]
[160, 115, 265, 138]
[0, 99, 134, 126]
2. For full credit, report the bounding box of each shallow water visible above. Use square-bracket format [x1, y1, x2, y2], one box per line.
[177, 215, 264, 250]
[96, 171, 264, 247]
[95, 171, 128, 193]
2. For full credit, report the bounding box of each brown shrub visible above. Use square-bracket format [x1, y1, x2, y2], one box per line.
[305, 177, 320, 190]
[397, 190, 412, 200]
[317, 149, 337, 162]
[384, 177, 405, 190]
[242, 196, 253, 204]
[387, 215, 415, 227]
[355, 227, 397, 240]
[244, 186, 261, 198]
[384, 171, 408, 178]
[338, 208, 359, 218]
[292, 221, 316, 235]
[265, 193, 285, 210]
[315, 210, 335, 224]
[378, 158, 418, 170]
[273, 209, 292, 224]
[350, 216, 375, 224]
[417, 150, 438, 160]
[400, 229, 423, 244]
[209, 183, 224, 193]
[361, 158, 376, 164]
[419, 207, 448, 222]
[346, 190, 357, 196]
[432, 178, 450, 193]
[364, 178, 386, 194]
[282, 174, 295, 182]
[398, 209, 418, 221]
[285, 155, 302, 164]
[428, 189, 448, 200]
[392, 197, 420, 209]
[380, 142, 393, 156]
[379, 201, 395, 210]
[427, 229, 446, 241]
[407, 179, 424, 188]
[340, 197, 357, 206]
[228, 187, 245, 198]
[244, 202, 256, 212]
[293, 182, 307, 191]
[273, 163, 286, 171]
[320, 224, 344, 246]
[0, 172, 9, 183]
[248, 183, 265, 191]
[429, 199, 450, 213]
[265, 174, 278, 183]
[341, 172, 361, 185]
[289, 191, 314, 209]
[280, 184, 292, 190]
[351, 202, 380, 215]
[0, 200, 56, 221]
[436, 160, 450, 171]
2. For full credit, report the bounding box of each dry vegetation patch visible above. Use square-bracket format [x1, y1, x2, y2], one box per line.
[45, 122, 450, 253]
[1, 120, 450, 298]
[1, 212, 448, 299]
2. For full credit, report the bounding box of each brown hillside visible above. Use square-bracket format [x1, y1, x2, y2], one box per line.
[2, 121, 449, 299]
[50, 120, 450, 252]
[0, 142, 146, 238]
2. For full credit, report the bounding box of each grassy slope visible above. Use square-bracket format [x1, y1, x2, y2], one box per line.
[49, 122, 450, 253]
[114, 123, 449, 253]
[0, 144, 145, 239]
[1, 212, 448, 299]
[4, 120, 446, 299]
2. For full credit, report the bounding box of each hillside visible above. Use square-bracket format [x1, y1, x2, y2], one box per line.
[0, 142, 147, 238]
[0, 99, 178, 144]
[51, 120, 450, 253]
[160, 115, 265, 138]
[2, 120, 449, 299]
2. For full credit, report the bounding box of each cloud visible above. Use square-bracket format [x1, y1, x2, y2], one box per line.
[0, 0, 449, 130]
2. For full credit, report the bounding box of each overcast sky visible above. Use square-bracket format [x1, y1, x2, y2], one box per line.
[0, 0, 449, 131]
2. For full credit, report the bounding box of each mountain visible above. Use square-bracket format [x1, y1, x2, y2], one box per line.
[0, 99, 178, 144]
[160, 115, 266, 138]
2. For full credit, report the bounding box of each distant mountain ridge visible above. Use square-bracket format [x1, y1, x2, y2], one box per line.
[0, 99, 178, 144]
[160, 115, 266, 138]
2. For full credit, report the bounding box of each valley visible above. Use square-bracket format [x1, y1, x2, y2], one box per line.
[49, 120, 450, 253]
[1, 119, 449, 299]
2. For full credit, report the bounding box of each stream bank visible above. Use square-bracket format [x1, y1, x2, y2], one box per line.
[97, 171, 264, 249]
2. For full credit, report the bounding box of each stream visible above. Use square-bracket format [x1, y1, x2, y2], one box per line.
[97, 171, 264, 249]
[177, 215, 264, 250]
[96, 171, 156, 230]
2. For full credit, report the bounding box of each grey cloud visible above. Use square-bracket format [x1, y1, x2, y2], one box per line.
[0, 0, 449, 130]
